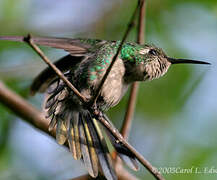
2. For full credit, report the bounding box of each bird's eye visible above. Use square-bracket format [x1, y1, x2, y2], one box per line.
[149, 49, 157, 56]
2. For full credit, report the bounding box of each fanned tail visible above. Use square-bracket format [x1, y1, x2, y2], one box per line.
[45, 80, 117, 180]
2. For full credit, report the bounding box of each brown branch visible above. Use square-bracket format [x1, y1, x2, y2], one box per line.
[0, 81, 54, 137]
[23, 34, 88, 104]
[90, 0, 143, 105]
[121, 0, 146, 139]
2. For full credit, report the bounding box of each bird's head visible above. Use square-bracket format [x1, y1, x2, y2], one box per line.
[121, 44, 210, 82]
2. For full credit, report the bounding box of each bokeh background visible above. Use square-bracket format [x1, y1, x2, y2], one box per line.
[0, 0, 217, 179]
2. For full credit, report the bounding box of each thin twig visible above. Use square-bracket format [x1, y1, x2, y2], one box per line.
[23, 34, 88, 104]
[121, 0, 146, 139]
[90, 0, 143, 105]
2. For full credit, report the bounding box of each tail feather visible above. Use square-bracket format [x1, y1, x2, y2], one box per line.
[67, 112, 79, 160]
[81, 115, 99, 177]
[48, 115, 57, 131]
[90, 117, 117, 180]
[67, 112, 75, 154]
[46, 99, 58, 118]
[56, 118, 67, 145]
[71, 111, 82, 160]
[79, 116, 98, 177]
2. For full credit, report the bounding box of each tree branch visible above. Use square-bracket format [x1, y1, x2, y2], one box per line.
[0, 81, 54, 137]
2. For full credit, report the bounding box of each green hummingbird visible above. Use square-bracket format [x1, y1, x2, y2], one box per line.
[0, 36, 210, 180]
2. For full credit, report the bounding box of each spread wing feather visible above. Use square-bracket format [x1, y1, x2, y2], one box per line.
[0, 36, 90, 54]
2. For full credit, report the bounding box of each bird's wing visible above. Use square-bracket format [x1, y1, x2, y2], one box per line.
[0, 36, 108, 95]
[0, 36, 107, 56]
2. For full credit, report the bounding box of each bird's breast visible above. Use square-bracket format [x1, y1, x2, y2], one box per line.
[89, 58, 128, 111]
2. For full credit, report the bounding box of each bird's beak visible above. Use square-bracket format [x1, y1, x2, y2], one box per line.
[167, 57, 211, 65]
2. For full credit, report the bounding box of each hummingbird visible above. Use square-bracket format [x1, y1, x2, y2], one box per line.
[0, 36, 210, 180]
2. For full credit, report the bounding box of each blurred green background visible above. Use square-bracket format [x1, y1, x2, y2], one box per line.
[0, 0, 216, 179]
